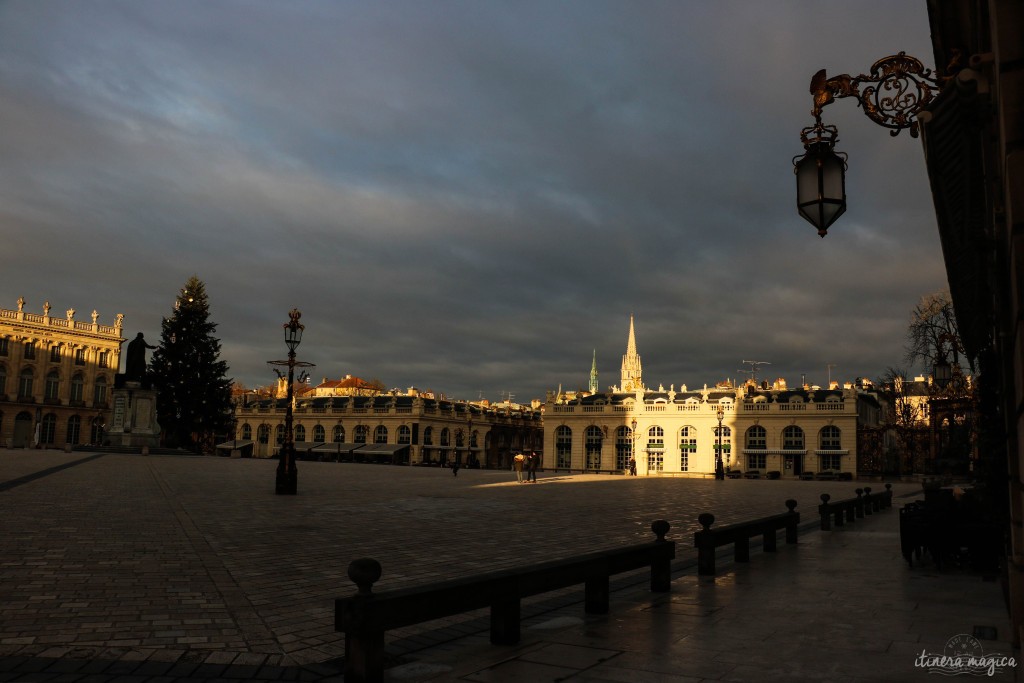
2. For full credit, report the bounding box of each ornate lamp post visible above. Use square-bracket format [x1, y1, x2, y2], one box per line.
[268, 309, 315, 495]
[794, 52, 940, 237]
[715, 406, 725, 480]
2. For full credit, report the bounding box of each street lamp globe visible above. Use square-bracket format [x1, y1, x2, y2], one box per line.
[284, 308, 304, 352]
[795, 137, 847, 237]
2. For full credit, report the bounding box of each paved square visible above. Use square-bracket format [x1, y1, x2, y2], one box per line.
[0, 450, 939, 679]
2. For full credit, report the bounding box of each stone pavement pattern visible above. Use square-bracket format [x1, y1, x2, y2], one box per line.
[0, 450, 1014, 681]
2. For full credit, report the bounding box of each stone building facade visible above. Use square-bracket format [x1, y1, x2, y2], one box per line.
[542, 319, 862, 478]
[234, 393, 543, 468]
[0, 297, 124, 448]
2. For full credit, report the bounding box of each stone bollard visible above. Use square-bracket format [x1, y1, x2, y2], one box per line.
[341, 558, 384, 683]
[819, 493, 832, 530]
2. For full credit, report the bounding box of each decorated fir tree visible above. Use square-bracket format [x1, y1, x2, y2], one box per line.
[148, 276, 233, 452]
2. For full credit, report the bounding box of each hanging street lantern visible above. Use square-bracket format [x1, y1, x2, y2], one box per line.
[794, 123, 847, 237]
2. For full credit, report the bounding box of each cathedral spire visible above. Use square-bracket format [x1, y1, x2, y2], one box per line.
[620, 315, 643, 392]
[589, 349, 599, 393]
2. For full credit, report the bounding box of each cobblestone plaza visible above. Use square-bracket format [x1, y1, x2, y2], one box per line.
[0, 451, 1013, 681]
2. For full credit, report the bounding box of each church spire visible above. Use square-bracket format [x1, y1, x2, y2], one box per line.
[620, 315, 643, 392]
[589, 349, 599, 393]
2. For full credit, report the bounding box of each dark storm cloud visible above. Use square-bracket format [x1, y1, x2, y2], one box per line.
[0, 1, 944, 400]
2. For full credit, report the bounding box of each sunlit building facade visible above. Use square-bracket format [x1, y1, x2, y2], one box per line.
[0, 297, 124, 448]
[234, 392, 543, 468]
[542, 318, 862, 478]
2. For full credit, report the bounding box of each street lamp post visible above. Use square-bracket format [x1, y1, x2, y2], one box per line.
[715, 406, 725, 480]
[268, 309, 315, 495]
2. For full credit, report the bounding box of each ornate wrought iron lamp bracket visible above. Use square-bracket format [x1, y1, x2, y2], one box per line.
[807, 51, 940, 138]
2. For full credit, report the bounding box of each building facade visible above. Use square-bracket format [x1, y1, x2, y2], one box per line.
[542, 319, 861, 478]
[234, 392, 543, 467]
[0, 298, 124, 448]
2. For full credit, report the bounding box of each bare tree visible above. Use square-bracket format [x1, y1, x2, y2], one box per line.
[904, 290, 975, 373]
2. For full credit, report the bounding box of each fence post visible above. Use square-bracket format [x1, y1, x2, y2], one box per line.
[854, 488, 865, 518]
[784, 499, 799, 544]
[342, 558, 384, 683]
[864, 486, 875, 514]
[490, 585, 521, 645]
[883, 483, 893, 508]
[650, 520, 672, 592]
[696, 513, 716, 576]
[734, 535, 750, 562]
[585, 560, 610, 614]
[819, 494, 832, 531]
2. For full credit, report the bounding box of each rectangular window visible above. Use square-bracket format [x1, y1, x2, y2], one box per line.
[98, 351, 108, 368]
[679, 439, 696, 471]
[556, 428, 572, 468]
[748, 453, 767, 469]
[50, 345, 61, 362]
[75, 348, 86, 366]
[24, 343, 35, 360]
[0, 337, 8, 356]
[820, 454, 842, 471]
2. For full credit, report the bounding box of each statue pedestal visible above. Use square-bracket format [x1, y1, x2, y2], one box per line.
[107, 382, 161, 449]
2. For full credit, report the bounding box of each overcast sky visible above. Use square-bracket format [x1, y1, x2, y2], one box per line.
[0, 1, 946, 401]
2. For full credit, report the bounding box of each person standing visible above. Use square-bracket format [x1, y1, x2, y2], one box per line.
[527, 451, 538, 483]
[513, 452, 525, 483]
[628, 455, 637, 476]
[452, 459, 460, 477]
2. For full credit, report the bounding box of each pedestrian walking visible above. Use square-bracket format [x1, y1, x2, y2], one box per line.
[452, 459, 460, 477]
[628, 455, 637, 476]
[513, 452, 525, 483]
[527, 451, 538, 482]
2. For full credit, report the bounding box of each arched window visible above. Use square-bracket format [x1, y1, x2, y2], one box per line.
[440, 428, 450, 446]
[820, 425, 841, 449]
[423, 426, 433, 445]
[746, 425, 767, 449]
[455, 428, 465, 448]
[333, 425, 345, 442]
[241, 424, 252, 440]
[374, 425, 388, 443]
[398, 425, 411, 444]
[275, 424, 284, 445]
[93, 376, 108, 406]
[555, 425, 572, 468]
[294, 424, 306, 442]
[313, 424, 325, 442]
[0, 364, 6, 395]
[40, 413, 57, 445]
[257, 424, 270, 444]
[615, 426, 632, 470]
[585, 425, 602, 470]
[66, 415, 81, 445]
[18, 368, 33, 398]
[354, 425, 368, 443]
[782, 425, 805, 449]
[647, 426, 664, 472]
[679, 426, 697, 472]
[45, 371, 60, 400]
[70, 373, 84, 403]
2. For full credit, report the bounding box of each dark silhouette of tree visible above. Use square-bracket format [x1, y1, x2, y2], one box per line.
[905, 290, 975, 373]
[149, 276, 233, 452]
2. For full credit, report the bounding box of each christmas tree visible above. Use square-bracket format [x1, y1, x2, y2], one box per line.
[149, 276, 233, 452]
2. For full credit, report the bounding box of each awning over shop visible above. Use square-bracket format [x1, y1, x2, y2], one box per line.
[312, 442, 365, 454]
[356, 444, 410, 456]
[215, 440, 254, 450]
